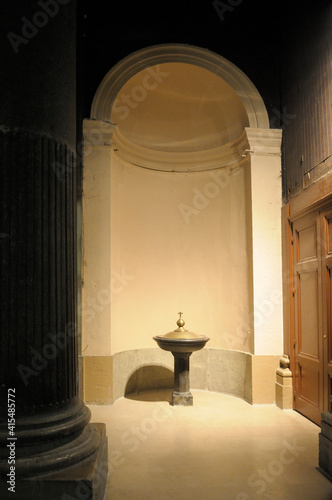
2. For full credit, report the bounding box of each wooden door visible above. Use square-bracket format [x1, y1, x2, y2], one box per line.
[293, 212, 324, 424]
[321, 210, 332, 412]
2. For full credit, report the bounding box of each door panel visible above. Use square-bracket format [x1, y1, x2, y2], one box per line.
[298, 270, 319, 357]
[293, 212, 323, 424]
[321, 212, 332, 412]
[298, 224, 316, 260]
[299, 365, 319, 404]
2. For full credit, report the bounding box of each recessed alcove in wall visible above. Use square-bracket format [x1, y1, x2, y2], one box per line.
[110, 62, 249, 152]
[82, 44, 283, 406]
[124, 365, 174, 399]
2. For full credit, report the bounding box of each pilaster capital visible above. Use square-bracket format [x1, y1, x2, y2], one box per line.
[83, 118, 116, 150]
[245, 127, 282, 156]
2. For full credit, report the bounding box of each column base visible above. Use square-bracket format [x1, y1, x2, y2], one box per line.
[0, 424, 108, 500]
[172, 391, 193, 406]
[319, 412, 332, 482]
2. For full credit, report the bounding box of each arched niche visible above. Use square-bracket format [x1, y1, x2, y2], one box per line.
[91, 43, 269, 130]
[82, 44, 283, 406]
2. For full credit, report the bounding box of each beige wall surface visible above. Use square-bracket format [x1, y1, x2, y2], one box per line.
[81, 124, 284, 406]
[82, 132, 283, 358]
[109, 152, 252, 354]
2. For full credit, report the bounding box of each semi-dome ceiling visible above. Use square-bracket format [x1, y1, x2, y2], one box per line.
[110, 62, 249, 153]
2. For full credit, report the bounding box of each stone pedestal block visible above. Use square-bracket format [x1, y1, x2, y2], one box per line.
[0, 424, 107, 500]
[275, 355, 293, 410]
[319, 411, 332, 482]
[172, 391, 193, 406]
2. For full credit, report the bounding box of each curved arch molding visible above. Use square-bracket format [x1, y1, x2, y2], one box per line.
[90, 43, 269, 129]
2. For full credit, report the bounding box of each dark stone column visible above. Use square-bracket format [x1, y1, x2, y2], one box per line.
[0, 2, 107, 498]
[172, 353, 193, 406]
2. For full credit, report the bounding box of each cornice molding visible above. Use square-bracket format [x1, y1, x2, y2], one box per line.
[83, 121, 284, 171]
[245, 127, 283, 155]
[111, 127, 250, 172]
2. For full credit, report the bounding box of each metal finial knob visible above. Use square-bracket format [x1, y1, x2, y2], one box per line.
[177, 312, 185, 328]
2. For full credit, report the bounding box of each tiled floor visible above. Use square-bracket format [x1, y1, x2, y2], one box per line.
[89, 390, 332, 500]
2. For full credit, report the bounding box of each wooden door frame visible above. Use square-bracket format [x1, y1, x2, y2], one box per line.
[283, 174, 332, 416]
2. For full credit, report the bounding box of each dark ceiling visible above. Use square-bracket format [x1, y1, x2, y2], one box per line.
[80, 0, 282, 117]
[80, 0, 331, 127]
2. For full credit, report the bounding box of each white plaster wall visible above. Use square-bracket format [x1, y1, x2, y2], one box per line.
[249, 146, 283, 355]
[109, 151, 252, 354]
[82, 146, 112, 356]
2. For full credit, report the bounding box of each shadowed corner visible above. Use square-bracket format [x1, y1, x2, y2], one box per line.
[124, 365, 173, 403]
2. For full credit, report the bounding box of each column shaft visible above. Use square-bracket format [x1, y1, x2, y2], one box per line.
[172, 353, 193, 406]
[0, 4, 107, 493]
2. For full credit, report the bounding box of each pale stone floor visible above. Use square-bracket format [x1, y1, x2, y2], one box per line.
[88, 390, 332, 500]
